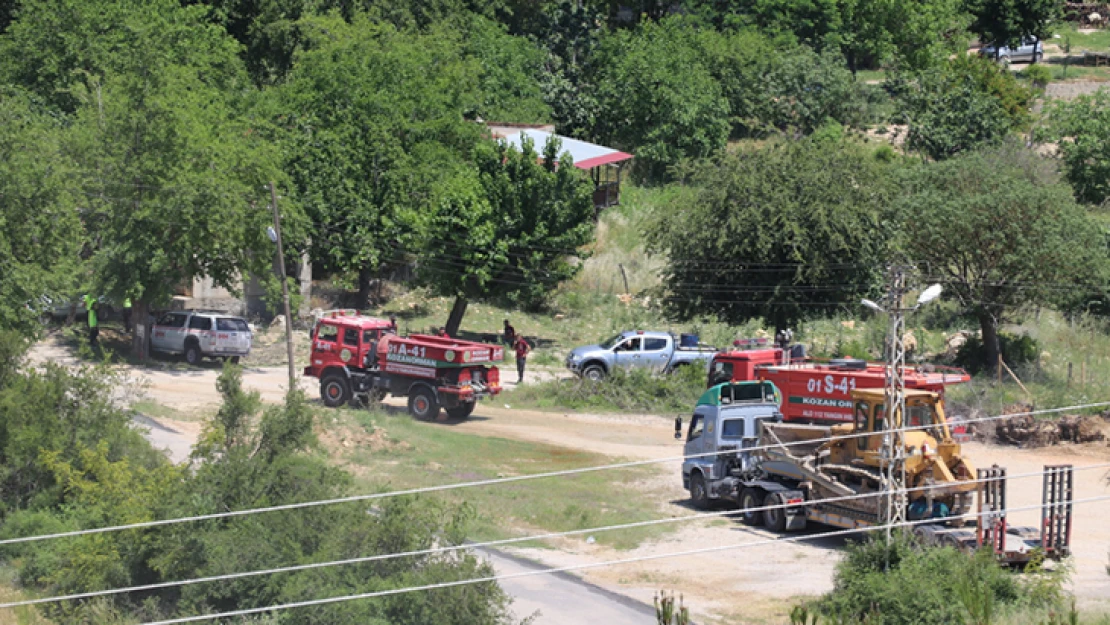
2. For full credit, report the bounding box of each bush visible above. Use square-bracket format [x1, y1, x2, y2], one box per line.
[954, 331, 1041, 374]
[896, 55, 1033, 160]
[811, 534, 1064, 625]
[513, 364, 706, 413]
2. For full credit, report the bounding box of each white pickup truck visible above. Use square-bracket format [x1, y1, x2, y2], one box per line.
[565, 330, 717, 381]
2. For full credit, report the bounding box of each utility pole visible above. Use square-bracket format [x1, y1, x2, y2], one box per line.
[270, 181, 296, 390]
[881, 266, 909, 546]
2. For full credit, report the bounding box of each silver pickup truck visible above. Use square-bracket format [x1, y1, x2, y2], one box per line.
[565, 330, 718, 381]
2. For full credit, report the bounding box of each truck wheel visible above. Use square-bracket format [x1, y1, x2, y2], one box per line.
[184, 342, 202, 366]
[582, 364, 606, 382]
[408, 387, 439, 420]
[321, 375, 350, 408]
[446, 402, 476, 419]
[763, 493, 787, 532]
[740, 488, 765, 526]
[689, 473, 710, 509]
[229, 356, 241, 365]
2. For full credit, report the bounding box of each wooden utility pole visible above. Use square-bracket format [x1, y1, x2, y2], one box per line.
[270, 182, 296, 389]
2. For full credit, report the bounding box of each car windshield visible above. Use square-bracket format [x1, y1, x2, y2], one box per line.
[599, 334, 625, 349]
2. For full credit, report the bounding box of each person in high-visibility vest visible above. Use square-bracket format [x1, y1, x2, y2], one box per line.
[122, 297, 133, 333]
[83, 294, 99, 348]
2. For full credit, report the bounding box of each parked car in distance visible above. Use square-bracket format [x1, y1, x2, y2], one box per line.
[565, 330, 717, 381]
[979, 37, 1043, 64]
[150, 310, 252, 365]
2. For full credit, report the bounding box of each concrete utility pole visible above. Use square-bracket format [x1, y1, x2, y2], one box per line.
[269, 181, 297, 390]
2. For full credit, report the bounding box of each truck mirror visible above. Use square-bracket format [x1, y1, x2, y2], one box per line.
[674, 416, 683, 440]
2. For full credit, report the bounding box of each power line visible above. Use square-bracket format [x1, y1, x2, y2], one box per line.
[136, 494, 1110, 625]
[6, 463, 1107, 611]
[1, 401, 1106, 548]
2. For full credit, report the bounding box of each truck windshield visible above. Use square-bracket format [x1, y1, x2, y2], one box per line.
[599, 334, 624, 349]
[721, 419, 745, 439]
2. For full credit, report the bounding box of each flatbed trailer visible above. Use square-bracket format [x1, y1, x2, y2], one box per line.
[681, 384, 1073, 565]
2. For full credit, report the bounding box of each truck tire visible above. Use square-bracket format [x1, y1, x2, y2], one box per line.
[230, 356, 241, 365]
[184, 342, 202, 366]
[446, 402, 476, 420]
[763, 492, 787, 532]
[321, 375, 350, 408]
[689, 473, 710, 509]
[740, 488, 765, 526]
[408, 387, 440, 420]
[582, 363, 606, 382]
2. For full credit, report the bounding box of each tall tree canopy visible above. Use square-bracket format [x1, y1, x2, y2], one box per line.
[647, 139, 894, 331]
[966, 0, 1060, 51]
[0, 88, 83, 337]
[269, 14, 482, 306]
[22, 0, 291, 357]
[420, 136, 596, 335]
[591, 17, 730, 183]
[894, 146, 1106, 368]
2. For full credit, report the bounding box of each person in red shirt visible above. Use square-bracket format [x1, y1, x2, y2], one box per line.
[512, 334, 531, 383]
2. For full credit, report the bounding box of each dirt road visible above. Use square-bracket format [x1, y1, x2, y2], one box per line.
[29, 337, 1110, 623]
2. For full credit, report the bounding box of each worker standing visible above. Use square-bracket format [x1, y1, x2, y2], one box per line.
[122, 297, 133, 334]
[83, 294, 99, 348]
[503, 319, 516, 345]
[512, 334, 531, 384]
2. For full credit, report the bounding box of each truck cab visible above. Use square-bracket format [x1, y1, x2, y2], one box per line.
[304, 310, 394, 379]
[680, 381, 782, 508]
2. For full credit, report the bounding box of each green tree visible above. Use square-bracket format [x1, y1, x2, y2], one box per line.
[646, 139, 894, 331]
[420, 136, 596, 335]
[462, 16, 551, 122]
[2, 0, 286, 358]
[1042, 89, 1110, 207]
[898, 54, 1033, 160]
[269, 14, 481, 306]
[894, 145, 1106, 369]
[537, 0, 605, 138]
[0, 87, 84, 337]
[0, 0, 244, 114]
[966, 0, 1060, 53]
[591, 17, 730, 183]
[698, 31, 868, 138]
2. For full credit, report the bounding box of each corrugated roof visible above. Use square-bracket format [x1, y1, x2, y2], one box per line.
[488, 126, 633, 170]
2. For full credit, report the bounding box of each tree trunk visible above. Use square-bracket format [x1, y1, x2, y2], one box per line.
[978, 311, 1001, 375]
[357, 266, 374, 310]
[131, 299, 150, 361]
[445, 296, 468, 337]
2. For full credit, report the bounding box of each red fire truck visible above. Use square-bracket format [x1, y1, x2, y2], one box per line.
[303, 310, 503, 419]
[707, 338, 970, 424]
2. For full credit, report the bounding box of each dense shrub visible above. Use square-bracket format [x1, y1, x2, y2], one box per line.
[897, 55, 1033, 160]
[811, 534, 1064, 625]
[513, 363, 707, 413]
